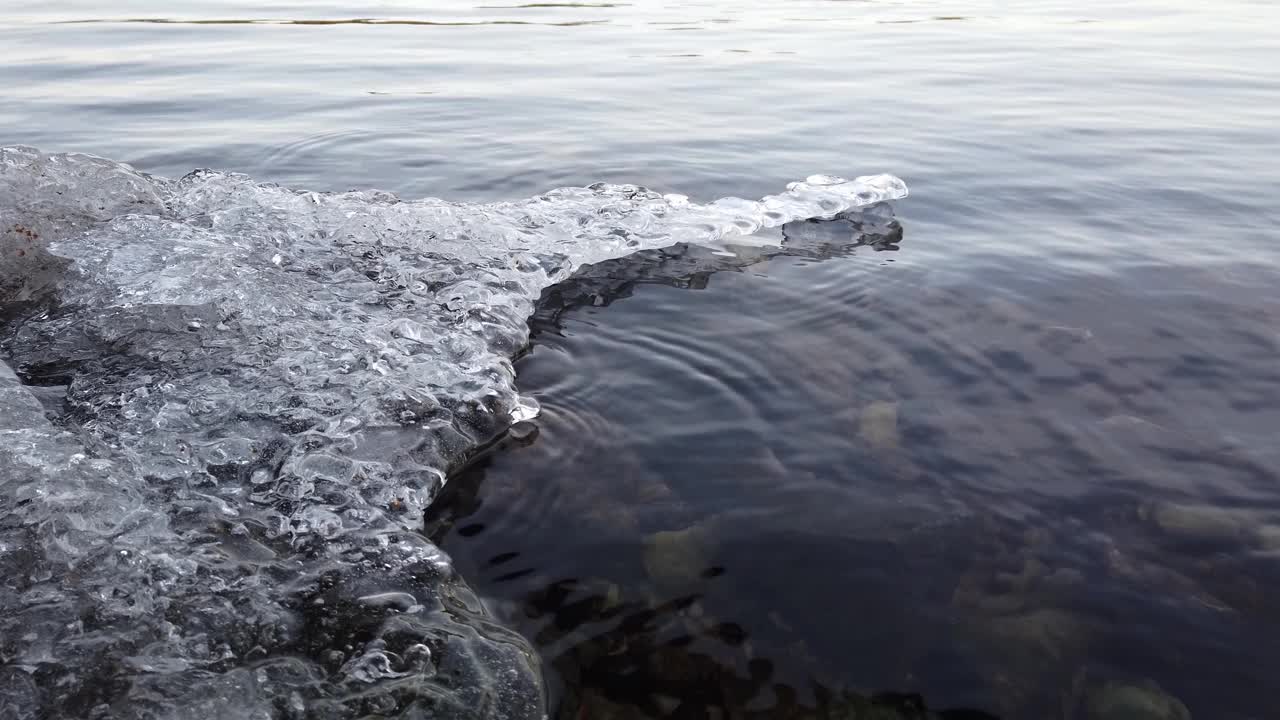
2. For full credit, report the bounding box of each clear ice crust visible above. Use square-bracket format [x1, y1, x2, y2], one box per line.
[0, 146, 906, 718]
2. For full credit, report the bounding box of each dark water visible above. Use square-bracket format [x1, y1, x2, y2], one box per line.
[4, 1, 1280, 718]
[425, 222, 1280, 719]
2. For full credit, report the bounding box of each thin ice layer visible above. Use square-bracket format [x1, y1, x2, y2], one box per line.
[0, 145, 906, 718]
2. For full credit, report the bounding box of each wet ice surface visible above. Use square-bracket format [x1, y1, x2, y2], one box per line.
[0, 146, 904, 718]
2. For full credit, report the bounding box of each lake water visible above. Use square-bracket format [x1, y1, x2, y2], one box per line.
[3, 1, 1280, 719]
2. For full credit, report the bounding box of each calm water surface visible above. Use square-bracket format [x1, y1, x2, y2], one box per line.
[4, 0, 1280, 718]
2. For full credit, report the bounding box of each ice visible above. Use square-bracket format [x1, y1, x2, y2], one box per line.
[0, 145, 905, 718]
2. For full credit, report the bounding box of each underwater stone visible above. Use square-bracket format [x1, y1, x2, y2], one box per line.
[1038, 325, 1095, 354]
[859, 400, 900, 451]
[643, 522, 717, 590]
[1142, 502, 1257, 548]
[981, 607, 1090, 662]
[984, 296, 1037, 326]
[1087, 681, 1192, 720]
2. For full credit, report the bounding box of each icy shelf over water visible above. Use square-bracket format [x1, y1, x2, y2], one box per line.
[0, 146, 905, 718]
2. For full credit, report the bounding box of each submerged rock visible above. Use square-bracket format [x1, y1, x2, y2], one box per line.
[1087, 680, 1192, 720]
[643, 521, 719, 590]
[983, 296, 1037, 327]
[986, 607, 1089, 662]
[859, 401, 900, 451]
[1141, 501, 1257, 548]
[1036, 324, 1096, 358]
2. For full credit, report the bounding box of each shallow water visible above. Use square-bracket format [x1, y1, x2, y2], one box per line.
[3, 0, 1280, 718]
[430, 229, 1280, 718]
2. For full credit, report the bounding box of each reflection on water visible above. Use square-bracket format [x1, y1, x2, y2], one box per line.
[427, 214, 1280, 719]
[53, 18, 612, 27]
